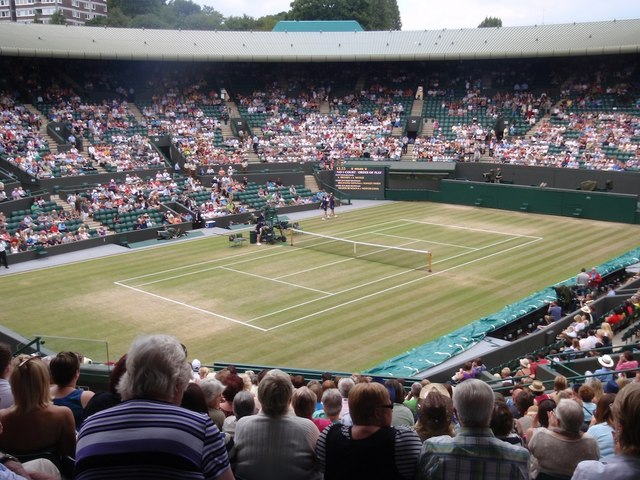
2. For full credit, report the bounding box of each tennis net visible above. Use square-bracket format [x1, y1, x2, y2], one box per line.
[289, 228, 432, 272]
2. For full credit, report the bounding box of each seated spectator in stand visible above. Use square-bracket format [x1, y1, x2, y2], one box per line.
[49, 352, 95, 430]
[83, 354, 127, 420]
[312, 388, 342, 424]
[548, 301, 563, 322]
[585, 393, 617, 460]
[514, 358, 534, 383]
[74, 334, 233, 480]
[417, 379, 530, 479]
[336, 377, 354, 422]
[403, 382, 422, 420]
[180, 383, 209, 414]
[528, 399, 599, 478]
[572, 383, 640, 478]
[292, 386, 331, 433]
[0, 343, 14, 409]
[578, 385, 597, 427]
[414, 386, 455, 442]
[316, 381, 421, 480]
[222, 391, 256, 439]
[491, 400, 524, 446]
[200, 378, 226, 431]
[606, 307, 625, 330]
[232, 369, 321, 480]
[220, 373, 244, 418]
[524, 398, 556, 447]
[385, 379, 415, 427]
[0, 355, 76, 460]
[616, 351, 638, 378]
[0, 446, 61, 480]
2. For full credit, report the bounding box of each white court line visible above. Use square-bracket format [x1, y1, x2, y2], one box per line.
[113, 281, 267, 331]
[265, 235, 544, 331]
[376, 232, 478, 250]
[218, 266, 334, 295]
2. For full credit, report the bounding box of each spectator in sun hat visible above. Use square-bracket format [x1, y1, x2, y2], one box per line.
[593, 355, 615, 384]
[529, 380, 550, 404]
[191, 358, 201, 382]
[514, 358, 533, 383]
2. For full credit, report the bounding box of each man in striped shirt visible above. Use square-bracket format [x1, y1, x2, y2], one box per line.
[75, 334, 234, 480]
[417, 379, 530, 480]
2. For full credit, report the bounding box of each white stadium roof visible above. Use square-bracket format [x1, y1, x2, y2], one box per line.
[0, 19, 638, 62]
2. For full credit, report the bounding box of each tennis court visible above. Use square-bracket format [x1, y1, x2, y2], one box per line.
[114, 218, 542, 332]
[4, 201, 639, 371]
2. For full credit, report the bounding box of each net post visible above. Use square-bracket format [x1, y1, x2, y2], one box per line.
[428, 252, 433, 273]
[290, 228, 294, 247]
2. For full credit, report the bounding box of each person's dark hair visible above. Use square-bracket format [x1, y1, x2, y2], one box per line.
[291, 374, 306, 389]
[537, 399, 556, 428]
[232, 391, 256, 419]
[593, 393, 616, 425]
[0, 343, 12, 373]
[490, 401, 515, 437]
[49, 351, 81, 386]
[385, 378, 405, 404]
[622, 350, 634, 362]
[222, 373, 245, 402]
[514, 389, 534, 415]
[181, 383, 208, 413]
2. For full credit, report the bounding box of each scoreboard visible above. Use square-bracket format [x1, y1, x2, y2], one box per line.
[334, 166, 386, 199]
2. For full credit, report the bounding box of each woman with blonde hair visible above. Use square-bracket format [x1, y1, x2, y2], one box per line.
[0, 355, 76, 458]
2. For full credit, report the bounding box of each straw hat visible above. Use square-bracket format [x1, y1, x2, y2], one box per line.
[519, 358, 530, 369]
[529, 380, 546, 393]
[419, 383, 450, 399]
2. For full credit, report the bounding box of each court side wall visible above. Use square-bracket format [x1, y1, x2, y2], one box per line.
[386, 181, 639, 224]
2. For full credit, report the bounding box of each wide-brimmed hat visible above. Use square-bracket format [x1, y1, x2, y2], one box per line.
[419, 383, 450, 399]
[520, 358, 530, 369]
[598, 355, 614, 368]
[529, 380, 546, 393]
[581, 305, 592, 314]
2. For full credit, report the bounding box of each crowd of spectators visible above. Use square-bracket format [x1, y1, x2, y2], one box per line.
[1, 334, 638, 479]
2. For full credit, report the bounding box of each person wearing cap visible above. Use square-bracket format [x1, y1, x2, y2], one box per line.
[572, 383, 640, 479]
[594, 355, 615, 384]
[417, 379, 530, 479]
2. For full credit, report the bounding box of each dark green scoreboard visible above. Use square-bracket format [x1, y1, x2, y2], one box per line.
[334, 166, 386, 199]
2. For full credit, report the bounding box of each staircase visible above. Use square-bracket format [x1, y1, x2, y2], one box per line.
[422, 119, 434, 137]
[319, 100, 330, 114]
[128, 103, 145, 124]
[410, 98, 424, 117]
[25, 104, 60, 152]
[304, 175, 319, 192]
[400, 144, 415, 162]
[50, 194, 106, 233]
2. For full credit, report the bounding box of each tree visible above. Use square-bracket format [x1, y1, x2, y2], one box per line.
[288, 0, 401, 31]
[478, 16, 502, 28]
[49, 9, 67, 25]
[109, 0, 163, 18]
[167, 0, 201, 18]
